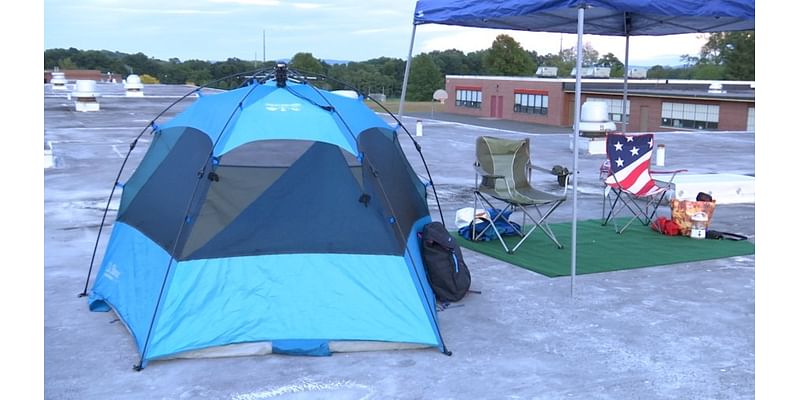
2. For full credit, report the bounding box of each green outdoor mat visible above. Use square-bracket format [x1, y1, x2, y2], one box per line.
[453, 219, 755, 277]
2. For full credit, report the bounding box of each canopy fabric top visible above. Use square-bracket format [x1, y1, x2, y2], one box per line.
[413, 0, 755, 36]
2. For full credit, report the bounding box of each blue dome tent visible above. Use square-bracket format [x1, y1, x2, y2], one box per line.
[84, 66, 448, 369]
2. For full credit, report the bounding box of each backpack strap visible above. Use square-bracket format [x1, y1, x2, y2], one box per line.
[706, 230, 748, 241]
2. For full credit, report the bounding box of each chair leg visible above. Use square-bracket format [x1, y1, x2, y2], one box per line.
[606, 191, 668, 234]
[473, 192, 512, 253]
[602, 188, 622, 226]
[512, 201, 565, 252]
[473, 193, 565, 253]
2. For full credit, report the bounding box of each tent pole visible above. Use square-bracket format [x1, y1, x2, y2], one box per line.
[622, 35, 630, 133]
[398, 24, 417, 121]
[570, 7, 585, 298]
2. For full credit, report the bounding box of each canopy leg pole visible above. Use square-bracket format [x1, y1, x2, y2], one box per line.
[622, 35, 630, 134]
[570, 7, 585, 298]
[398, 24, 417, 120]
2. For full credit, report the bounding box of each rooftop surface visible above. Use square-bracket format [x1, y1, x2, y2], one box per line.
[44, 83, 757, 399]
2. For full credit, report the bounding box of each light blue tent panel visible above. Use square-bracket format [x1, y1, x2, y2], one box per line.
[89, 222, 174, 354]
[91, 218, 443, 363]
[160, 82, 392, 157]
[145, 225, 439, 360]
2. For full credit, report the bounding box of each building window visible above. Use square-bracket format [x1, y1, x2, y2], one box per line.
[513, 90, 548, 115]
[455, 88, 482, 108]
[660, 102, 719, 130]
[747, 107, 755, 132]
[587, 97, 630, 122]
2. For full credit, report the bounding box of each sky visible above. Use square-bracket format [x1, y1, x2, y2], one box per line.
[44, 0, 713, 67]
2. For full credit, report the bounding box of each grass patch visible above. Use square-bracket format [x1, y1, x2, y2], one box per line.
[365, 99, 447, 115]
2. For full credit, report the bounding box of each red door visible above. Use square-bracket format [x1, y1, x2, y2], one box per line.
[490, 96, 504, 118]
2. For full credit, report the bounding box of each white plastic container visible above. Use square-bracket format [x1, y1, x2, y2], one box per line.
[690, 212, 709, 239]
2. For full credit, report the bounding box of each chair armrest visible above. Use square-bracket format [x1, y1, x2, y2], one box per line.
[474, 163, 503, 178]
[651, 169, 688, 175]
[651, 168, 687, 185]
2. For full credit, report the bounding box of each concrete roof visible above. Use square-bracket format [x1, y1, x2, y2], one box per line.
[44, 83, 757, 399]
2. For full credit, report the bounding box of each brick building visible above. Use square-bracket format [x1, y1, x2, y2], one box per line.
[444, 75, 755, 132]
[44, 69, 123, 84]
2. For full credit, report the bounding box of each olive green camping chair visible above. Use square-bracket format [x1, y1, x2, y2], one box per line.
[471, 136, 569, 254]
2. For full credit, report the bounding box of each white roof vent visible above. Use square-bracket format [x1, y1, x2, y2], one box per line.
[71, 80, 100, 112]
[124, 74, 144, 96]
[579, 101, 616, 137]
[708, 82, 725, 93]
[51, 72, 67, 89]
[73, 80, 98, 98]
[581, 101, 608, 122]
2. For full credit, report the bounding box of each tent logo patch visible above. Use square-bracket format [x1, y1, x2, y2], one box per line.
[265, 103, 302, 112]
[103, 263, 121, 281]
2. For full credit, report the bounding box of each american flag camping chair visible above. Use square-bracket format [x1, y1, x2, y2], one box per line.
[601, 133, 686, 234]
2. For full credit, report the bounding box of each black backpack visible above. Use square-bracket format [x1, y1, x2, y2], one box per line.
[420, 222, 471, 302]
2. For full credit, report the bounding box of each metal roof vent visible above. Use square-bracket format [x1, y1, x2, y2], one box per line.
[71, 80, 100, 112]
[124, 74, 144, 97]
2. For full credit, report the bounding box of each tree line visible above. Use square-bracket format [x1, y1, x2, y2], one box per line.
[44, 31, 753, 101]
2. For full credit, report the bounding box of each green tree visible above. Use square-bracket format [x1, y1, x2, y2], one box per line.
[428, 49, 469, 75]
[208, 58, 253, 89]
[558, 43, 600, 76]
[646, 65, 669, 79]
[406, 54, 443, 101]
[122, 52, 160, 76]
[537, 52, 569, 77]
[597, 53, 625, 77]
[361, 57, 406, 97]
[290, 52, 324, 75]
[691, 63, 726, 80]
[57, 57, 78, 70]
[463, 50, 487, 75]
[483, 34, 535, 76]
[700, 31, 754, 80]
[45, 47, 81, 69]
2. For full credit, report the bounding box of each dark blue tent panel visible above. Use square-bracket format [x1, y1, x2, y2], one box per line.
[118, 127, 213, 255]
[184, 141, 400, 260]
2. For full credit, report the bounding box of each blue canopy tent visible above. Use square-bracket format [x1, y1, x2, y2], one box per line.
[399, 0, 755, 294]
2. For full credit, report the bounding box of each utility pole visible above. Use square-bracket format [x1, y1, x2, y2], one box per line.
[263, 29, 266, 63]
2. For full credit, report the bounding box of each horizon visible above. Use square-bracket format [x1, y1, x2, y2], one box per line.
[42, 46, 689, 71]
